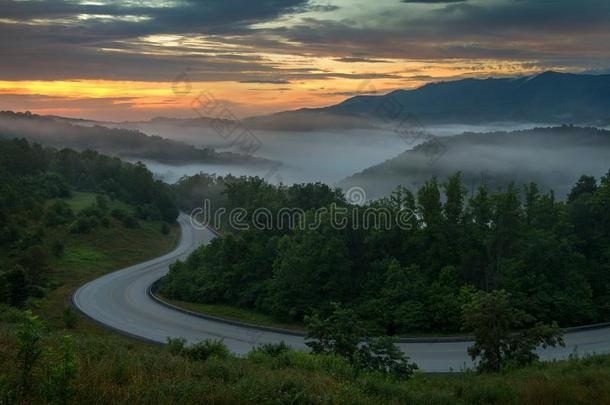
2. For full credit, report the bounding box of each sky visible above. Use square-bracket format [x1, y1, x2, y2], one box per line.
[1, 0, 610, 121]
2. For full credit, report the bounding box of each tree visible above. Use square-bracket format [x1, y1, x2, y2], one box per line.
[305, 303, 417, 379]
[4, 266, 28, 307]
[304, 302, 365, 360]
[568, 175, 597, 202]
[269, 228, 352, 321]
[462, 290, 564, 373]
[355, 336, 418, 379]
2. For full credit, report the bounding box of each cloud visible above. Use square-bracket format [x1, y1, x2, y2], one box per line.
[239, 79, 291, 84]
[334, 57, 387, 63]
[1, 0, 610, 119]
[401, 0, 466, 3]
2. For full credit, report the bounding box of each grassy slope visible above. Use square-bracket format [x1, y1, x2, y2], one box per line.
[1, 309, 609, 404]
[158, 295, 306, 332]
[31, 192, 179, 331]
[156, 297, 473, 338]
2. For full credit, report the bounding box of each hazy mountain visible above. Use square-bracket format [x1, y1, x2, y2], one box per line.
[249, 72, 610, 131]
[340, 126, 610, 199]
[0, 111, 273, 167]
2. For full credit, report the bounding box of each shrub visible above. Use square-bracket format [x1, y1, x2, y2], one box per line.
[183, 339, 230, 361]
[17, 311, 44, 396]
[69, 217, 97, 234]
[251, 341, 292, 357]
[160, 222, 170, 235]
[51, 240, 65, 258]
[166, 337, 186, 356]
[95, 194, 108, 211]
[304, 302, 365, 361]
[305, 303, 417, 379]
[62, 307, 78, 329]
[43, 200, 74, 227]
[110, 208, 126, 221]
[45, 335, 78, 404]
[355, 337, 418, 379]
[121, 215, 139, 229]
[0, 304, 25, 323]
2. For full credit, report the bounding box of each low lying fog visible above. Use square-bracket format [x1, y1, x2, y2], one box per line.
[120, 121, 548, 185]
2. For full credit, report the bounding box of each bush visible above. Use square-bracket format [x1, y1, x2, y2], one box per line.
[17, 311, 44, 396]
[305, 303, 417, 379]
[96, 195, 108, 211]
[110, 208, 126, 221]
[355, 337, 418, 379]
[166, 337, 186, 356]
[51, 240, 65, 257]
[0, 304, 26, 323]
[251, 341, 292, 357]
[304, 302, 365, 360]
[160, 222, 170, 235]
[183, 339, 230, 361]
[69, 217, 97, 234]
[62, 307, 78, 329]
[121, 215, 139, 229]
[43, 200, 74, 227]
[45, 335, 78, 404]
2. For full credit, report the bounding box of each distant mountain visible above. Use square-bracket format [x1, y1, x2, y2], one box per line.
[250, 72, 610, 130]
[340, 126, 610, 199]
[0, 111, 273, 166]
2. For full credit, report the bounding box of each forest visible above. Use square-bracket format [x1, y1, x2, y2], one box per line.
[0, 111, 271, 166]
[0, 138, 178, 306]
[161, 171, 610, 334]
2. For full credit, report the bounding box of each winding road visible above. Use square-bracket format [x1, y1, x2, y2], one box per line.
[73, 213, 610, 372]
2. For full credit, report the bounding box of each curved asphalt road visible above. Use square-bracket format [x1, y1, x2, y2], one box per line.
[73, 213, 610, 372]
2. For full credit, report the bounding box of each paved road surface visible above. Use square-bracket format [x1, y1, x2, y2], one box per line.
[73, 213, 610, 372]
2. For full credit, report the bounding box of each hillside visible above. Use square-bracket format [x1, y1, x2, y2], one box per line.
[0, 111, 271, 166]
[1, 312, 610, 404]
[341, 126, 610, 199]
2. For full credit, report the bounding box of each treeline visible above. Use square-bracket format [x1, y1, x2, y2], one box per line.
[0, 111, 270, 165]
[0, 138, 178, 306]
[160, 171, 610, 334]
[341, 125, 610, 199]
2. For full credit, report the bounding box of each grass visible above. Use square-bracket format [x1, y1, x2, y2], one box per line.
[63, 191, 98, 212]
[158, 296, 306, 332]
[157, 298, 473, 338]
[61, 247, 107, 267]
[1, 310, 610, 405]
[32, 206, 179, 332]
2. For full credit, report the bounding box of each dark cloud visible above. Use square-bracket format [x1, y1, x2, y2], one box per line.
[240, 79, 292, 84]
[0, 0, 310, 34]
[274, 0, 610, 66]
[0, 0, 609, 84]
[401, 0, 466, 3]
[334, 57, 387, 63]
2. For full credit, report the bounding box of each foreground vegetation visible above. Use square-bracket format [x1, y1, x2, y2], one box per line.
[1, 307, 610, 405]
